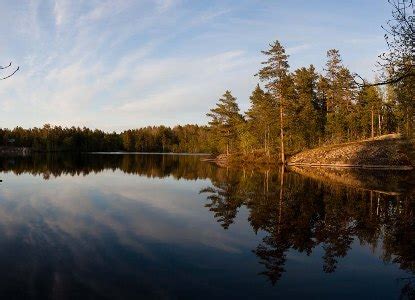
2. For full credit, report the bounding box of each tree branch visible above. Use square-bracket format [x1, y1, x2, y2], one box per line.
[353, 70, 415, 87]
[0, 62, 12, 69]
[0, 66, 19, 80]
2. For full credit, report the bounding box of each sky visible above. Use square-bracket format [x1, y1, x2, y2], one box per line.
[0, 0, 392, 132]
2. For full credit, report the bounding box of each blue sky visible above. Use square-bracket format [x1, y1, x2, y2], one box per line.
[0, 0, 391, 132]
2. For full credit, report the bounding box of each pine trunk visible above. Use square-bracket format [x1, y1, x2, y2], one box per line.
[378, 113, 381, 136]
[371, 106, 375, 139]
[264, 130, 267, 153]
[227, 130, 230, 155]
[267, 125, 270, 158]
[280, 105, 285, 164]
[406, 109, 410, 137]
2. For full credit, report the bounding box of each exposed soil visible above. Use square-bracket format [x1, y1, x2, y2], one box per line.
[288, 134, 414, 170]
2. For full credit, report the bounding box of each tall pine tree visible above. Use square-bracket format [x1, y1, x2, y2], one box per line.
[257, 40, 291, 164]
[324, 49, 356, 142]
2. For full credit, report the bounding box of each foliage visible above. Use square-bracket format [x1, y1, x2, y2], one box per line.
[0, 124, 213, 153]
[207, 38, 413, 161]
[206, 91, 244, 154]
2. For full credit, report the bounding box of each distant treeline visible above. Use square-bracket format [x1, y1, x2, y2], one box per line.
[0, 124, 213, 153]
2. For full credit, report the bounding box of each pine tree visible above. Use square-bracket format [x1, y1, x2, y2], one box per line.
[257, 40, 291, 164]
[357, 85, 383, 139]
[324, 49, 356, 142]
[207, 91, 244, 155]
[245, 84, 277, 156]
[289, 65, 322, 149]
[383, 84, 399, 134]
[395, 73, 415, 137]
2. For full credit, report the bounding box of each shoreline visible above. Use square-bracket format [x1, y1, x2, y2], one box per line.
[205, 135, 415, 171]
[286, 162, 413, 171]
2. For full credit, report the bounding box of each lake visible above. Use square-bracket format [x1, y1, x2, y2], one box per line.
[0, 154, 413, 299]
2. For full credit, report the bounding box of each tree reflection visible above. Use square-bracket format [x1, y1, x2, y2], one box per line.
[200, 165, 415, 287]
[0, 153, 216, 181]
[399, 277, 415, 300]
[199, 169, 244, 229]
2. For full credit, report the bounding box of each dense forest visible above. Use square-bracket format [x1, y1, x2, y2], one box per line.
[0, 124, 213, 153]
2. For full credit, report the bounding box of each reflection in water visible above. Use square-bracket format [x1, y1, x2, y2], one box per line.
[0, 153, 217, 180]
[0, 154, 414, 298]
[200, 163, 415, 295]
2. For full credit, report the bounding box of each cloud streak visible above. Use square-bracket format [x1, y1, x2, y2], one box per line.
[0, 0, 390, 131]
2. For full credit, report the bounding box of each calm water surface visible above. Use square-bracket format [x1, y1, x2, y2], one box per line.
[0, 154, 414, 299]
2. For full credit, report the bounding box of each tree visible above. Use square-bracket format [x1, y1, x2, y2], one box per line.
[351, 0, 414, 136]
[289, 65, 322, 149]
[207, 91, 244, 155]
[122, 130, 136, 151]
[379, 0, 414, 84]
[354, 0, 414, 86]
[357, 86, 383, 139]
[245, 84, 277, 156]
[323, 50, 356, 142]
[257, 40, 291, 164]
[394, 73, 415, 136]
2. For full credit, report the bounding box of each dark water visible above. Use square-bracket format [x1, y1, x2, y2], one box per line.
[0, 154, 414, 299]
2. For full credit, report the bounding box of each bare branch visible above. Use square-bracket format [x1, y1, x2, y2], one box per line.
[353, 70, 415, 87]
[355, 0, 414, 86]
[0, 62, 12, 69]
[0, 66, 19, 80]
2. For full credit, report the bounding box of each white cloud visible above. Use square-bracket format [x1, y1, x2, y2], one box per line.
[103, 50, 255, 122]
[81, 0, 132, 22]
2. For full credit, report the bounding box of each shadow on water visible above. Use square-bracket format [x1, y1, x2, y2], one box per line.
[0, 153, 414, 298]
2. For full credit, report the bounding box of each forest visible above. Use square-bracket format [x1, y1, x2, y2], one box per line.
[207, 46, 413, 162]
[0, 124, 212, 153]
